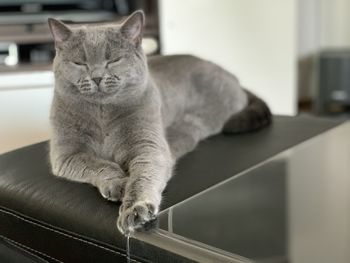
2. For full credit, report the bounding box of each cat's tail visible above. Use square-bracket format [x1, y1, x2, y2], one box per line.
[222, 89, 272, 134]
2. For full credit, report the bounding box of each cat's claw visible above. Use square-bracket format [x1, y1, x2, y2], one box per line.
[117, 201, 158, 235]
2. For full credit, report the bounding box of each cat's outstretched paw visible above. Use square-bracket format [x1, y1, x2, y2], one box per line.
[117, 201, 158, 235]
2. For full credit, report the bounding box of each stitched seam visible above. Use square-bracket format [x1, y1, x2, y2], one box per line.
[0, 208, 141, 263]
[1, 234, 61, 263]
[1, 235, 51, 262]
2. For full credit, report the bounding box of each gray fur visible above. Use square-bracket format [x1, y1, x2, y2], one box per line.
[48, 11, 271, 235]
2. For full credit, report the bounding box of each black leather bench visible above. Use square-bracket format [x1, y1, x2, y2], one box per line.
[0, 115, 341, 262]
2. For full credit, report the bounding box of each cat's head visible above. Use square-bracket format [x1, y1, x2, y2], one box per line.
[48, 11, 147, 104]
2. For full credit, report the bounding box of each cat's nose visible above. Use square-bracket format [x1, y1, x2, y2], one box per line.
[92, 77, 102, 85]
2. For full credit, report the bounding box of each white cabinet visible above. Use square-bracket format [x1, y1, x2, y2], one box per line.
[0, 71, 53, 154]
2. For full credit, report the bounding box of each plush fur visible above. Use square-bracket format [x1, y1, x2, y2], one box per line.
[48, 11, 271, 235]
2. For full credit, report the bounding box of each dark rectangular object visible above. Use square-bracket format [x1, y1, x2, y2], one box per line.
[316, 49, 350, 113]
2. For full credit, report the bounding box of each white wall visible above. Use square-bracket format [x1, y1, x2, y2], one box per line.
[298, 0, 350, 58]
[159, 0, 298, 115]
[320, 0, 350, 48]
[298, 0, 321, 57]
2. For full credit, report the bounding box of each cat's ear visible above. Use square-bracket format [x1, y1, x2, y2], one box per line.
[48, 18, 72, 48]
[120, 10, 145, 47]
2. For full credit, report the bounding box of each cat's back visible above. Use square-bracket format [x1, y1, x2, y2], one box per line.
[147, 54, 211, 96]
[147, 54, 232, 86]
[148, 54, 200, 67]
[147, 55, 205, 125]
[148, 54, 203, 77]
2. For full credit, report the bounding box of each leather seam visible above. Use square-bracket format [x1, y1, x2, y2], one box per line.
[0, 208, 142, 263]
[0, 234, 61, 263]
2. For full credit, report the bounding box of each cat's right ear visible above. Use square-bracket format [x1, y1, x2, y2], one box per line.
[48, 18, 72, 48]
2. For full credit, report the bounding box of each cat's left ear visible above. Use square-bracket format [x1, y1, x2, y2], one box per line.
[120, 10, 145, 47]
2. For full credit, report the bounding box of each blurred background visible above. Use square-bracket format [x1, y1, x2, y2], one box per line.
[0, 0, 349, 153]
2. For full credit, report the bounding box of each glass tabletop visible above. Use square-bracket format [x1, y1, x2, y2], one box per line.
[135, 122, 350, 263]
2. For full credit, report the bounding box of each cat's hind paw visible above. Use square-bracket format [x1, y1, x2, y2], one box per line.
[117, 201, 158, 235]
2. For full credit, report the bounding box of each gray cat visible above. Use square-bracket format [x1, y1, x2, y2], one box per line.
[48, 10, 271, 235]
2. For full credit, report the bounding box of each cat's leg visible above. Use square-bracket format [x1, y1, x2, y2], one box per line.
[117, 150, 173, 234]
[51, 151, 127, 202]
[167, 113, 224, 159]
[166, 116, 208, 159]
[116, 122, 174, 234]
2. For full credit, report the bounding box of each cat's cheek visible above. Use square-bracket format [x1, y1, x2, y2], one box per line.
[62, 65, 84, 84]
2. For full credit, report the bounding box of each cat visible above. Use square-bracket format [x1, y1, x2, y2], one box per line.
[48, 10, 271, 235]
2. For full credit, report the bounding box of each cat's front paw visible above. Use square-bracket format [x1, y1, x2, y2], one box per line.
[97, 176, 127, 202]
[95, 165, 128, 202]
[117, 201, 158, 235]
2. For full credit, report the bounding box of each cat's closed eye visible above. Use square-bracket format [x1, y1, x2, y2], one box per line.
[107, 57, 123, 66]
[71, 61, 87, 67]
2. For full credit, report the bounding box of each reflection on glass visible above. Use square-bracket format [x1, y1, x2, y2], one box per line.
[156, 123, 350, 263]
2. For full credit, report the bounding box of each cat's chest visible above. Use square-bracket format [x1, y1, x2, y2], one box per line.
[87, 107, 126, 161]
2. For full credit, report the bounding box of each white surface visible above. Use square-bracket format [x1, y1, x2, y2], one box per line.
[159, 0, 298, 115]
[298, 0, 321, 57]
[0, 85, 53, 154]
[0, 71, 54, 90]
[298, 0, 350, 59]
[297, 0, 350, 100]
